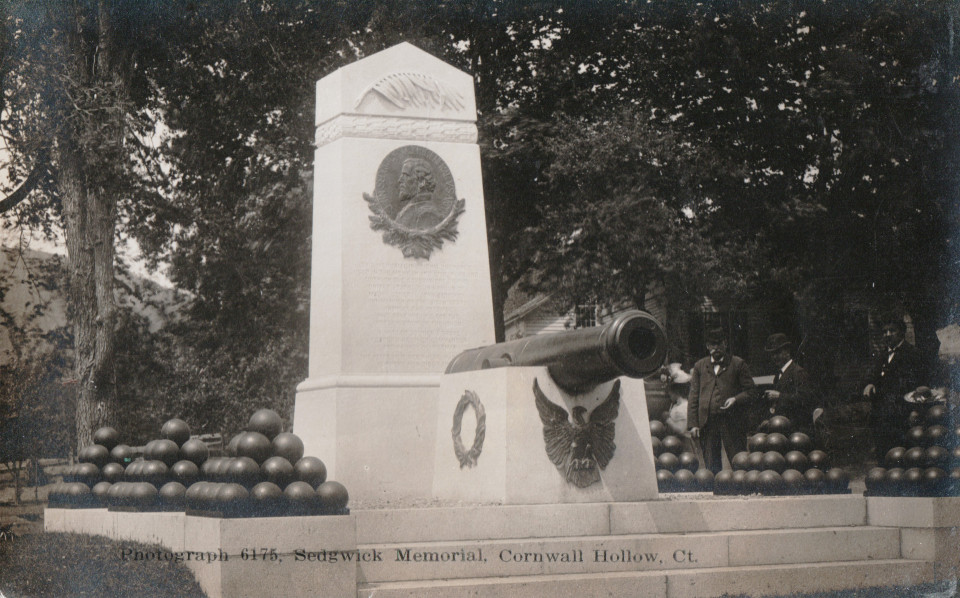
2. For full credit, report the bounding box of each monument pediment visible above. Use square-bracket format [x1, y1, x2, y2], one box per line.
[316, 42, 477, 126]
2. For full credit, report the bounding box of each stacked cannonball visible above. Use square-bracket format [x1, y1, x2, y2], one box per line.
[714, 415, 850, 496]
[48, 426, 126, 508]
[50, 409, 350, 517]
[865, 402, 959, 497]
[650, 420, 715, 492]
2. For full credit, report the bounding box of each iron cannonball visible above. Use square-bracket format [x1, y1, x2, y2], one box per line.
[731, 452, 751, 471]
[904, 467, 924, 495]
[926, 404, 949, 426]
[161, 418, 191, 446]
[744, 470, 762, 493]
[731, 470, 748, 495]
[908, 410, 923, 427]
[143, 460, 169, 487]
[179, 439, 209, 466]
[111, 444, 134, 465]
[106, 482, 123, 505]
[199, 482, 222, 509]
[824, 468, 849, 493]
[77, 446, 93, 463]
[228, 456, 261, 488]
[649, 420, 666, 440]
[758, 470, 785, 495]
[201, 457, 221, 480]
[784, 451, 809, 472]
[661, 435, 684, 455]
[171, 460, 200, 486]
[953, 446, 960, 465]
[651, 437, 663, 457]
[102, 462, 124, 484]
[747, 452, 765, 471]
[678, 451, 699, 472]
[248, 409, 284, 440]
[694, 468, 715, 491]
[216, 483, 250, 511]
[92, 481, 112, 505]
[903, 447, 926, 469]
[925, 446, 950, 469]
[865, 467, 888, 493]
[85, 445, 111, 468]
[185, 482, 204, 509]
[907, 426, 928, 447]
[159, 481, 187, 508]
[316, 481, 350, 513]
[656, 469, 675, 491]
[807, 450, 830, 470]
[61, 464, 76, 483]
[781, 469, 804, 494]
[152, 439, 181, 467]
[131, 482, 159, 508]
[926, 425, 949, 447]
[657, 452, 680, 472]
[226, 433, 243, 457]
[713, 470, 734, 495]
[67, 482, 91, 505]
[284, 481, 320, 512]
[272, 433, 305, 464]
[261, 456, 295, 488]
[236, 432, 273, 464]
[789, 432, 813, 453]
[885, 468, 906, 495]
[747, 433, 767, 452]
[123, 461, 139, 482]
[885, 447, 906, 469]
[803, 468, 825, 493]
[954, 426, 960, 443]
[761, 451, 787, 474]
[76, 462, 100, 486]
[950, 469, 960, 495]
[922, 467, 948, 496]
[764, 433, 789, 454]
[93, 427, 120, 451]
[143, 439, 160, 461]
[294, 457, 328, 488]
[250, 481, 283, 515]
[673, 468, 696, 490]
[767, 416, 793, 435]
[213, 458, 234, 482]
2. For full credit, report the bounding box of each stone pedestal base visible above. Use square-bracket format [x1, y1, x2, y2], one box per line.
[867, 496, 960, 580]
[294, 374, 440, 502]
[432, 367, 659, 504]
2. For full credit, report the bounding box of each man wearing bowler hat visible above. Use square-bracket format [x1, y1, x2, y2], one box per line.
[763, 333, 817, 436]
[687, 328, 756, 473]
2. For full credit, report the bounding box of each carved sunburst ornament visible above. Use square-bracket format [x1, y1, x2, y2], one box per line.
[363, 145, 465, 259]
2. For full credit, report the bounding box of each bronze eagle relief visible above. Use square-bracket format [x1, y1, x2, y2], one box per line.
[533, 378, 620, 488]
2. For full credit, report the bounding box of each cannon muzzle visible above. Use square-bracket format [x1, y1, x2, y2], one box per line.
[445, 310, 668, 393]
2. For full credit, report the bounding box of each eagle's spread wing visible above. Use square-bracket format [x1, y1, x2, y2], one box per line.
[586, 380, 620, 469]
[533, 378, 573, 468]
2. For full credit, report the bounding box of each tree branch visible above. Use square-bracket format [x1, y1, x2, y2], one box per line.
[0, 149, 50, 213]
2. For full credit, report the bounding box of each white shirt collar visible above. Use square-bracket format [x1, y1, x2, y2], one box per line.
[780, 359, 793, 374]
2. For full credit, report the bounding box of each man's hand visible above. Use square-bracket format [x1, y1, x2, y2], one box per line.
[689, 427, 700, 439]
[764, 389, 780, 401]
[863, 384, 876, 397]
[720, 397, 737, 410]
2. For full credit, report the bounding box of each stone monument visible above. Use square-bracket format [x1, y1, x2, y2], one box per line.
[294, 43, 496, 501]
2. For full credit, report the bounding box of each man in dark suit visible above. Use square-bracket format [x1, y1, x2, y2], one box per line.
[863, 313, 923, 460]
[687, 328, 756, 473]
[762, 333, 818, 436]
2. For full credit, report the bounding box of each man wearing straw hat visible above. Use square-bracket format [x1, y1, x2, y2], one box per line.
[687, 328, 756, 473]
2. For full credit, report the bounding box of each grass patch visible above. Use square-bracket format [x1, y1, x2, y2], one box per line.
[0, 532, 205, 597]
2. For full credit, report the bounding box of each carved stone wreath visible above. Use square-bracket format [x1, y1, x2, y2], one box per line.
[451, 390, 486, 468]
[363, 145, 466, 260]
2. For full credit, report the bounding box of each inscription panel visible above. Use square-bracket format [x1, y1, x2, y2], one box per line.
[358, 261, 488, 373]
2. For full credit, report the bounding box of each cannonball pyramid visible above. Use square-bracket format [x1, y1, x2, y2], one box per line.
[48, 409, 350, 517]
[865, 400, 960, 497]
[650, 419, 715, 493]
[713, 415, 850, 496]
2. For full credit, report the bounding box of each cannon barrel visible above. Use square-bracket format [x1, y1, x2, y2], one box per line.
[445, 310, 668, 393]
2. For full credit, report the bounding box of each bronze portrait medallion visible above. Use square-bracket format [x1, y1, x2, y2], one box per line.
[364, 145, 466, 259]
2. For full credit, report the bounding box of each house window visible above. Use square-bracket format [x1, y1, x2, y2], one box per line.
[575, 304, 599, 328]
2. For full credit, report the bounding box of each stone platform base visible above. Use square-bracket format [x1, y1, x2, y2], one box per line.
[46, 495, 960, 597]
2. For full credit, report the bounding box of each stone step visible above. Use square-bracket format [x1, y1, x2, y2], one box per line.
[357, 526, 900, 583]
[354, 495, 868, 544]
[357, 558, 932, 598]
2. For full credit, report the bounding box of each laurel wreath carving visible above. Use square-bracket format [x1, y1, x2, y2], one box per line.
[364, 193, 466, 259]
[355, 72, 466, 112]
[451, 390, 486, 468]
